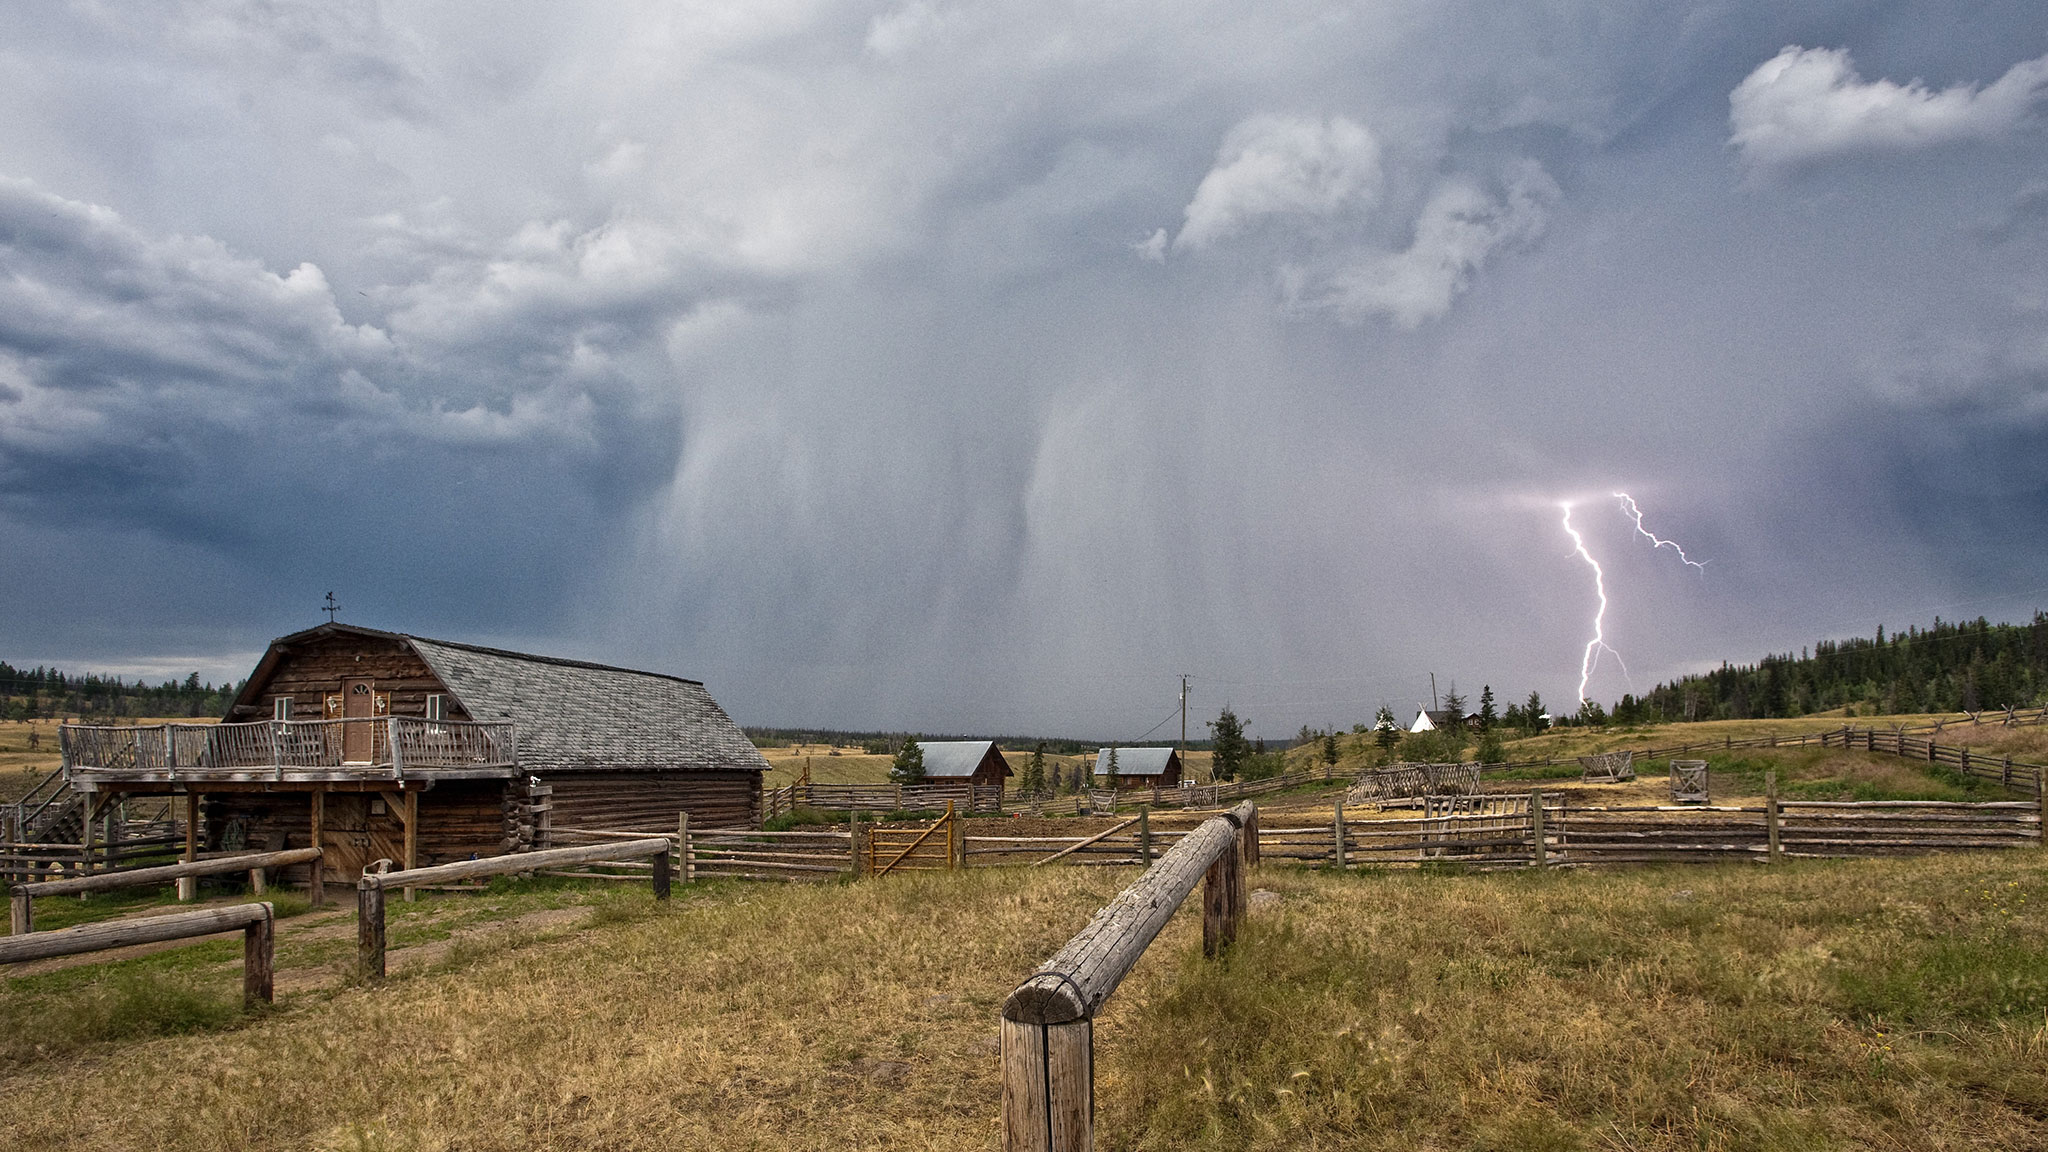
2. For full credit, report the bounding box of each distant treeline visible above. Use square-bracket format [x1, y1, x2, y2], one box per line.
[1618, 612, 2048, 723]
[743, 727, 1208, 756]
[1, 662, 242, 722]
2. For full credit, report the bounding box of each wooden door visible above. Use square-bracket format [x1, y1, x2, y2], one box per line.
[323, 794, 373, 880]
[342, 678, 375, 762]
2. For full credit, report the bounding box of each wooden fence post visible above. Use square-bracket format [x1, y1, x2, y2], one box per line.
[357, 878, 386, 981]
[1201, 831, 1243, 958]
[1332, 799, 1346, 871]
[243, 905, 274, 1006]
[653, 843, 672, 900]
[1241, 805, 1260, 869]
[402, 789, 419, 903]
[9, 889, 30, 935]
[1766, 770, 1781, 863]
[2037, 771, 2045, 850]
[1529, 790, 1546, 867]
[1138, 807, 1152, 865]
[677, 812, 693, 882]
[248, 866, 266, 896]
[1000, 1016, 1092, 1152]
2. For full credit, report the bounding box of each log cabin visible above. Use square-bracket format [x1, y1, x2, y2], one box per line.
[914, 740, 1013, 787]
[59, 623, 769, 890]
[1093, 747, 1183, 789]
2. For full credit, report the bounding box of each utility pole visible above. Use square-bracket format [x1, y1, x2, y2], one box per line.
[1178, 674, 1189, 780]
[1430, 672, 1439, 713]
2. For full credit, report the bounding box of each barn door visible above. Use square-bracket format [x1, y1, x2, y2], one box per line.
[323, 794, 373, 880]
[342, 679, 375, 761]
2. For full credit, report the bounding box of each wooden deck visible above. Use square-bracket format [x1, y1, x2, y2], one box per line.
[60, 717, 519, 786]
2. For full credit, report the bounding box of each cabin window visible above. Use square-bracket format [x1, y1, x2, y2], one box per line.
[425, 694, 446, 721]
[273, 697, 292, 722]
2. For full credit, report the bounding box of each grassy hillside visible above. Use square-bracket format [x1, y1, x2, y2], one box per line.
[2, 848, 2043, 1149]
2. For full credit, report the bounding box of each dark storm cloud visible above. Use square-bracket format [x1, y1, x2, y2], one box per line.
[2, 1, 2046, 738]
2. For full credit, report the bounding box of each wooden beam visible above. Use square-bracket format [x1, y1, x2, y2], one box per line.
[179, 793, 199, 902]
[403, 789, 419, 903]
[12, 848, 325, 901]
[1003, 802, 1253, 1025]
[1029, 815, 1141, 868]
[0, 900, 273, 1006]
[309, 789, 325, 906]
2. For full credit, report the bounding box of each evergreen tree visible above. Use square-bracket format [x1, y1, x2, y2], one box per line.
[1208, 707, 1250, 782]
[889, 735, 926, 784]
[1373, 705, 1399, 752]
[1523, 691, 1546, 733]
[1022, 742, 1047, 793]
[1477, 686, 1497, 730]
[1104, 745, 1119, 788]
[1321, 729, 1340, 770]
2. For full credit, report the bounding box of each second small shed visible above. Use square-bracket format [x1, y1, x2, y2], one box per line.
[1093, 747, 1183, 789]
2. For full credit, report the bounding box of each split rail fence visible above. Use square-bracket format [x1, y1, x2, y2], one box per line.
[0, 902, 276, 1006]
[10, 846, 322, 934]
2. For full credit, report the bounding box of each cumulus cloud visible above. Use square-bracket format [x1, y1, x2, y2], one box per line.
[1172, 115, 1382, 252]
[1730, 46, 2048, 170]
[1311, 162, 1559, 328]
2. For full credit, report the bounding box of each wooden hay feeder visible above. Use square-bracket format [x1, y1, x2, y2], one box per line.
[1669, 759, 1709, 804]
[1579, 751, 1636, 784]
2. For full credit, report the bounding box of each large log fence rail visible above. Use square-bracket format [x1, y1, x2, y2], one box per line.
[0, 902, 276, 1006]
[355, 838, 673, 979]
[1000, 801, 1259, 1152]
[10, 846, 322, 935]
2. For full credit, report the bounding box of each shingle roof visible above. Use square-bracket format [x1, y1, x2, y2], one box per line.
[1094, 747, 1179, 777]
[235, 624, 769, 775]
[916, 740, 1011, 779]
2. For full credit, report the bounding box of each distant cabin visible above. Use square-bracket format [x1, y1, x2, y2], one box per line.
[1093, 747, 1183, 789]
[915, 740, 1013, 787]
[61, 623, 769, 889]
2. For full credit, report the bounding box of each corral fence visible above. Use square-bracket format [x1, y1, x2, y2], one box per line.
[1347, 763, 1481, 810]
[763, 781, 1005, 820]
[0, 902, 277, 1006]
[10, 847, 322, 935]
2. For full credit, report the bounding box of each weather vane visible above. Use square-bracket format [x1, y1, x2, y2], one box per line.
[323, 591, 341, 622]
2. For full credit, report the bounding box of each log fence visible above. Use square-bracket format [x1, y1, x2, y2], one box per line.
[0, 902, 276, 1006]
[11, 846, 322, 934]
[999, 801, 1257, 1152]
[355, 838, 671, 978]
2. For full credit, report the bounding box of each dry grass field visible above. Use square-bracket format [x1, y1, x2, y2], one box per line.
[3, 840, 2046, 1150]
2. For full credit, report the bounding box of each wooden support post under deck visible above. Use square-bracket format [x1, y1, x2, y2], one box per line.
[1766, 770, 1781, 863]
[1000, 1017, 1092, 1152]
[308, 789, 325, 906]
[78, 793, 95, 879]
[178, 793, 199, 901]
[403, 789, 419, 902]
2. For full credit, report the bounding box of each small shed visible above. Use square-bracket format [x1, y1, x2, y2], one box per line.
[916, 740, 1013, 787]
[1094, 747, 1183, 789]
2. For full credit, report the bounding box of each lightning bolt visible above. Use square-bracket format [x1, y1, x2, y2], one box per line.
[1614, 492, 1707, 571]
[1561, 501, 1627, 705]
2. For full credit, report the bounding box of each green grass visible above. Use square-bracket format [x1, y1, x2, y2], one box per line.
[4, 849, 2046, 1149]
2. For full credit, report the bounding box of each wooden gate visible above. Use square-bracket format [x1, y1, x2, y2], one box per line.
[866, 802, 959, 876]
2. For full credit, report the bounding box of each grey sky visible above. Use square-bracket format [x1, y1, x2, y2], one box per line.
[3, 2, 2044, 739]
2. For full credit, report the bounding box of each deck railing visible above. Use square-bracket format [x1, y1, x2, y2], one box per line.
[61, 717, 518, 779]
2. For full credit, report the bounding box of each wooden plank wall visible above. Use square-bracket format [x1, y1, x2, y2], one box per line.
[230, 634, 470, 723]
[544, 771, 761, 831]
[205, 781, 511, 882]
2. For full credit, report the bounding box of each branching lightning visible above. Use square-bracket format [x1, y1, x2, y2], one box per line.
[1560, 501, 1626, 705]
[1614, 492, 1707, 570]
